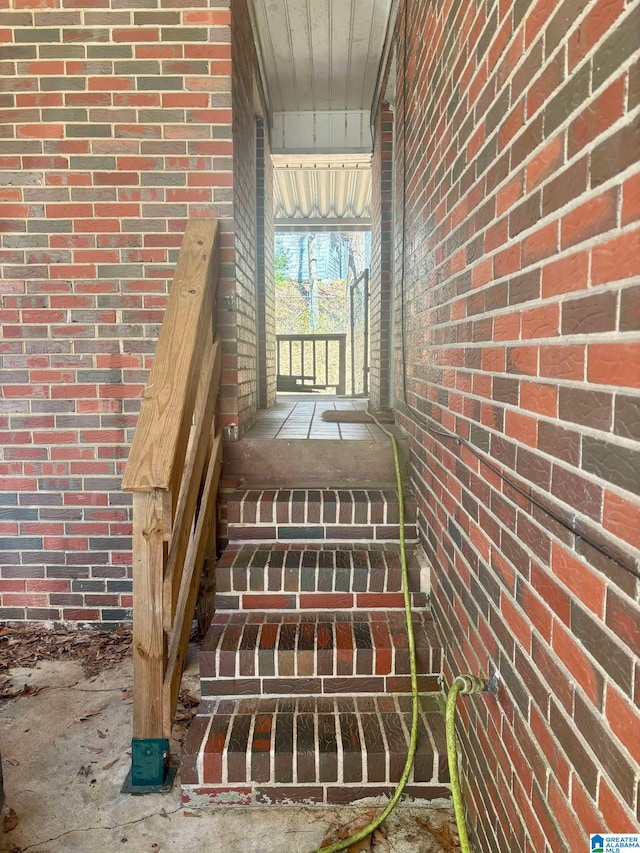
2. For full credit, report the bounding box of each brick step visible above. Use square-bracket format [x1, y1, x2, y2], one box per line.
[181, 694, 449, 807]
[222, 488, 418, 544]
[199, 610, 441, 700]
[214, 543, 428, 613]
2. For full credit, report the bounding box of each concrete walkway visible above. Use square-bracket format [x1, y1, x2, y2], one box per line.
[0, 655, 457, 853]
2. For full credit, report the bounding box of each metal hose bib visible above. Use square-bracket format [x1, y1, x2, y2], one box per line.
[453, 673, 499, 696]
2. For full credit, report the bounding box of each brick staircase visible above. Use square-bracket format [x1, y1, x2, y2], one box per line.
[181, 486, 449, 808]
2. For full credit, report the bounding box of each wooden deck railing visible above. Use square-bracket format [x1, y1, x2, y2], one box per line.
[122, 220, 222, 786]
[276, 333, 347, 394]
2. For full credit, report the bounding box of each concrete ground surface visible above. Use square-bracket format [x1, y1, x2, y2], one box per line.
[0, 654, 458, 853]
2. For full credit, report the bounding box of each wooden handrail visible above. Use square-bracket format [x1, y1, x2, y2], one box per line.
[122, 219, 219, 496]
[122, 220, 223, 784]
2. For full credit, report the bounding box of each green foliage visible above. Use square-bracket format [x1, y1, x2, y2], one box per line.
[274, 250, 289, 285]
[275, 278, 349, 335]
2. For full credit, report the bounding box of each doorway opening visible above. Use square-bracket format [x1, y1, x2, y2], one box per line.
[273, 230, 371, 398]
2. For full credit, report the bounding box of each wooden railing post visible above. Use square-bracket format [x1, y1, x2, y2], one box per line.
[337, 334, 346, 396]
[121, 219, 221, 793]
[131, 490, 169, 740]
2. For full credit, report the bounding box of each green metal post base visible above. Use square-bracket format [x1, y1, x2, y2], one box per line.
[121, 738, 177, 794]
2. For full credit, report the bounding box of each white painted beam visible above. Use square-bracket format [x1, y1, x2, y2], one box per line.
[272, 110, 373, 153]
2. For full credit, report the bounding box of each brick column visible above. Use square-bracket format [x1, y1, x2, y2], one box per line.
[256, 117, 276, 411]
[370, 100, 394, 411]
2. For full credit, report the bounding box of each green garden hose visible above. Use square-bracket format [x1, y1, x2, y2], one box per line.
[311, 416, 493, 853]
[312, 414, 419, 853]
[445, 675, 489, 853]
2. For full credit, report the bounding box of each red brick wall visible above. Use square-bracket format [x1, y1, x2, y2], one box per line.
[370, 101, 394, 411]
[388, 0, 640, 847]
[0, 0, 267, 622]
[225, 0, 259, 432]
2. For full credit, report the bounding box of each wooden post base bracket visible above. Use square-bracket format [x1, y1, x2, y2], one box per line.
[121, 738, 177, 794]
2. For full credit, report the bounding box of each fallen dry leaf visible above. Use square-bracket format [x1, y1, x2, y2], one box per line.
[0, 624, 132, 677]
[0, 681, 41, 700]
[320, 810, 382, 851]
[102, 759, 118, 771]
[169, 688, 200, 747]
[175, 689, 199, 721]
[3, 808, 19, 833]
[415, 812, 461, 852]
[97, 729, 107, 739]
[76, 705, 107, 723]
[372, 828, 390, 852]
[347, 837, 371, 853]
[4, 758, 19, 767]
[83, 745, 103, 754]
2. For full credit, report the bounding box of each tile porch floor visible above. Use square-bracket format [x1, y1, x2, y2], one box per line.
[248, 397, 386, 441]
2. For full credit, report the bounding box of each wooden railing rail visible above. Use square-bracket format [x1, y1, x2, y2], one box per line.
[121, 220, 222, 792]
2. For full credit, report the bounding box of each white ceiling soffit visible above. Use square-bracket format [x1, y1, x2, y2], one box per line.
[249, 0, 393, 113]
[273, 155, 372, 226]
